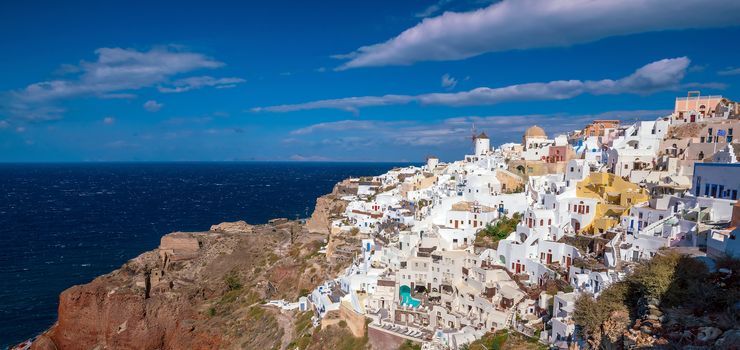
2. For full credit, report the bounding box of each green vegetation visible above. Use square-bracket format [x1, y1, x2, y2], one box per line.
[573, 281, 630, 335]
[398, 340, 421, 350]
[205, 270, 263, 317]
[480, 213, 522, 240]
[294, 311, 314, 334]
[239, 305, 283, 350]
[248, 305, 265, 319]
[574, 251, 740, 342]
[224, 270, 242, 291]
[510, 184, 525, 193]
[464, 330, 546, 350]
[475, 213, 522, 247]
[287, 311, 315, 350]
[305, 323, 369, 350]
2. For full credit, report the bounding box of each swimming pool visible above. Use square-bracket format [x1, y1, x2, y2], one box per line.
[399, 285, 421, 307]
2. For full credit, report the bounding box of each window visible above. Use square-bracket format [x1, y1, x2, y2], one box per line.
[708, 128, 713, 135]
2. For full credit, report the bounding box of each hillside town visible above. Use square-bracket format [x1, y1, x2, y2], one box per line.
[275, 92, 740, 349]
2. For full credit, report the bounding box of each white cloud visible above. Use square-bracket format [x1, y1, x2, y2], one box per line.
[289, 109, 670, 148]
[2, 105, 66, 121]
[415, 0, 450, 18]
[0, 120, 9, 129]
[337, 0, 740, 69]
[158, 76, 245, 93]
[103, 116, 116, 124]
[4, 46, 233, 121]
[252, 94, 415, 114]
[441, 74, 457, 89]
[254, 57, 690, 113]
[291, 120, 380, 135]
[14, 47, 223, 102]
[718, 67, 740, 76]
[143, 100, 163, 112]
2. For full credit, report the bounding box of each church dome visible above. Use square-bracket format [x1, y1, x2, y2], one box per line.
[524, 125, 546, 138]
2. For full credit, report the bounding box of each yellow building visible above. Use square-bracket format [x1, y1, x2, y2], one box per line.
[575, 172, 649, 234]
[399, 173, 437, 199]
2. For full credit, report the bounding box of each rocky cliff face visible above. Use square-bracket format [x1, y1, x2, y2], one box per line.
[305, 179, 355, 235]
[31, 219, 348, 350]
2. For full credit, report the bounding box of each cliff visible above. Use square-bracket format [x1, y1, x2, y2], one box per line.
[31, 218, 355, 350]
[305, 178, 355, 235]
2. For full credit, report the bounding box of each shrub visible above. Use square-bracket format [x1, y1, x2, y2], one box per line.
[224, 270, 242, 291]
[573, 282, 629, 335]
[398, 340, 421, 350]
[477, 212, 521, 242]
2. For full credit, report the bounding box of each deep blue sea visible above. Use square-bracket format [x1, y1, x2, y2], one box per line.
[0, 162, 412, 348]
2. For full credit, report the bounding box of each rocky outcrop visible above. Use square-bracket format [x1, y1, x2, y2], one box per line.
[209, 220, 253, 234]
[305, 179, 354, 234]
[622, 293, 740, 349]
[32, 219, 349, 350]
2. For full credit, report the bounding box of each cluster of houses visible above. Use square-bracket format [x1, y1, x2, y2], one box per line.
[296, 92, 740, 349]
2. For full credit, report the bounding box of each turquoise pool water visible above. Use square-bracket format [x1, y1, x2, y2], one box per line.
[399, 285, 421, 307]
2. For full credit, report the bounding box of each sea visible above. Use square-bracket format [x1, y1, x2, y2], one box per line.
[0, 162, 413, 348]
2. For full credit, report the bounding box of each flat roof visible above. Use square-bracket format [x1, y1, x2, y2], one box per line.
[694, 162, 740, 168]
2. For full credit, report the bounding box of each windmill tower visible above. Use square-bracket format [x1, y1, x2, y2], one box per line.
[425, 154, 439, 170]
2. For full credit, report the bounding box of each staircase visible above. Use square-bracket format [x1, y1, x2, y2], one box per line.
[640, 215, 676, 237]
[506, 299, 523, 329]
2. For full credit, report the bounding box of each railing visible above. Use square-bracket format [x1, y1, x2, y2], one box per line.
[676, 95, 721, 101]
[639, 215, 678, 237]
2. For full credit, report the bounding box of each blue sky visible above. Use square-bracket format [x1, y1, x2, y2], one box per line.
[1, 0, 740, 162]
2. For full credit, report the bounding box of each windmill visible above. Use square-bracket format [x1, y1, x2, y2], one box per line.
[470, 122, 477, 153]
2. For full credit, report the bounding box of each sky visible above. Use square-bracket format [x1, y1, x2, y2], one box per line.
[1, 0, 740, 162]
